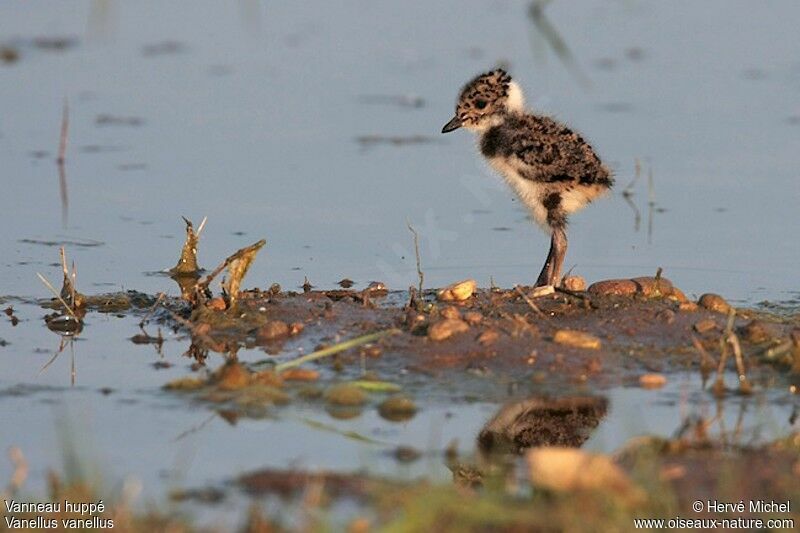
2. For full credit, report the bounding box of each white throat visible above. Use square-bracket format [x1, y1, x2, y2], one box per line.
[506, 81, 525, 112]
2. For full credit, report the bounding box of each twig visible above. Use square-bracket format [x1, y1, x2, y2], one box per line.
[36, 272, 79, 320]
[196, 216, 208, 238]
[57, 98, 69, 227]
[139, 292, 166, 329]
[272, 329, 400, 372]
[514, 285, 547, 319]
[407, 221, 424, 298]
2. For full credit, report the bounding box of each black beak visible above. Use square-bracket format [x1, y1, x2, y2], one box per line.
[441, 116, 462, 133]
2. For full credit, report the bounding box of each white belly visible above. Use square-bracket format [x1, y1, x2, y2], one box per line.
[487, 156, 595, 232]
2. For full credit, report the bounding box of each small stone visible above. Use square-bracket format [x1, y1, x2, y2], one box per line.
[587, 279, 638, 296]
[440, 306, 461, 320]
[562, 275, 586, 292]
[215, 362, 251, 390]
[288, 322, 305, 336]
[428, 318, 470, 341]
[359, 344, 382, 358]
[207, 297, 226, 311]
[325, 383, 367, 406]
[281, 368, 319, 381]
[463, 311, 483, 326]
[477, 329, 499, 346]
[693, 318, 717, 334]
[393, 445, 421, 463]
[553, 329, 602, 350]
[668, 287, 688, 303]
[656, 309, 675, 324]
[256, 320, 289, 342]
[738, 320, 772, 344]
[698, 293, 732, 315]
[437, 279, 476, 302]
[378, 395, 417, 421]
[678, 302, 699, 312]
[631, 276, 674, 297]
[639, 373, 667, 389]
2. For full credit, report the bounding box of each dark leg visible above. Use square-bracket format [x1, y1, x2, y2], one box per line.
[535, 226, 567, 287]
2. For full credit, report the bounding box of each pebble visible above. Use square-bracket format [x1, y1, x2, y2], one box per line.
[738, 320, 772, 343]
[693, 318, 717, 334]
[553, 329, 602, 350]
[378, 395, 417, 421]
[587, 279, 637, 296]
[698, 293, 732, 315]
[561, 275, 586, 292]
[288, 322, 305, 336]
[477, 329, 499, 345]
[639, 373, 667, 389]
[440, 306, 461, 320]
[325, 384, 367, 406]
[437, 279, 476, 302]
[215, 362, 251, 390]
[656, 309, 675, 324]
[428, 318, 469, 341]
[256, 320, 290, 342]
[464, 311, 483, 326]
[588, 277, 676, 298]
[206, 297, 227, 311]
[280, 368, 319, 382]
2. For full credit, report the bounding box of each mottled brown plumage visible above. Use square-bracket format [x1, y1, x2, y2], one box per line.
[442, 69, 613, 287]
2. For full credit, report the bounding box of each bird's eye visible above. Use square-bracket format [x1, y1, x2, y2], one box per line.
[475, 99, 487, 110]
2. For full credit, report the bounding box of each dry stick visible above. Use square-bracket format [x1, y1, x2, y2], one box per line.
[713, 326, 729, 396]
[691, 334, 716, 371]
[196, 239, 266, 292]
[36, 273, 79, 320]
[514, 285, 547, 319]
[647, 167, 655, 244]
[407, 221, 423, 297]
[139, 292, 166, 329]
[273, 329, 400, 372]
[196, 216, 208, 238]
[57, 98, 69, 228]
[724, 310, 752, 393]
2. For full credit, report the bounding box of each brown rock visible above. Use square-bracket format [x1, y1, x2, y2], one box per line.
[562, 275, 586, 292]
[693, 318, 717, 334]
[631, 276, 674, 297]
[553, 329, 602, 350]
[256, 320, 289, 342]
[463, 311, 483, 326]
[656, 309, 675, 324]
[440, 306, 461, 320]
[477, 329, 499, 345]
[281, 368, 319, 382]
[587, 279, 638, 296]
[698, 293, 732, 315]
[207, 297, 227, 311]
[639, 373, 667, 389]
[288, 322, 305, 336]
[378, 395, 417, 421]
[668, 287, 688, 303]
[325, 384, 367, 406]
[215, 362, 251, 390]
[738, 320, 773, 343]
[428, 318, 469, 341]
[678, 302, 699, 312]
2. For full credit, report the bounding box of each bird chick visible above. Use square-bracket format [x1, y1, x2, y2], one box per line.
[442, 69, 613, 287]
